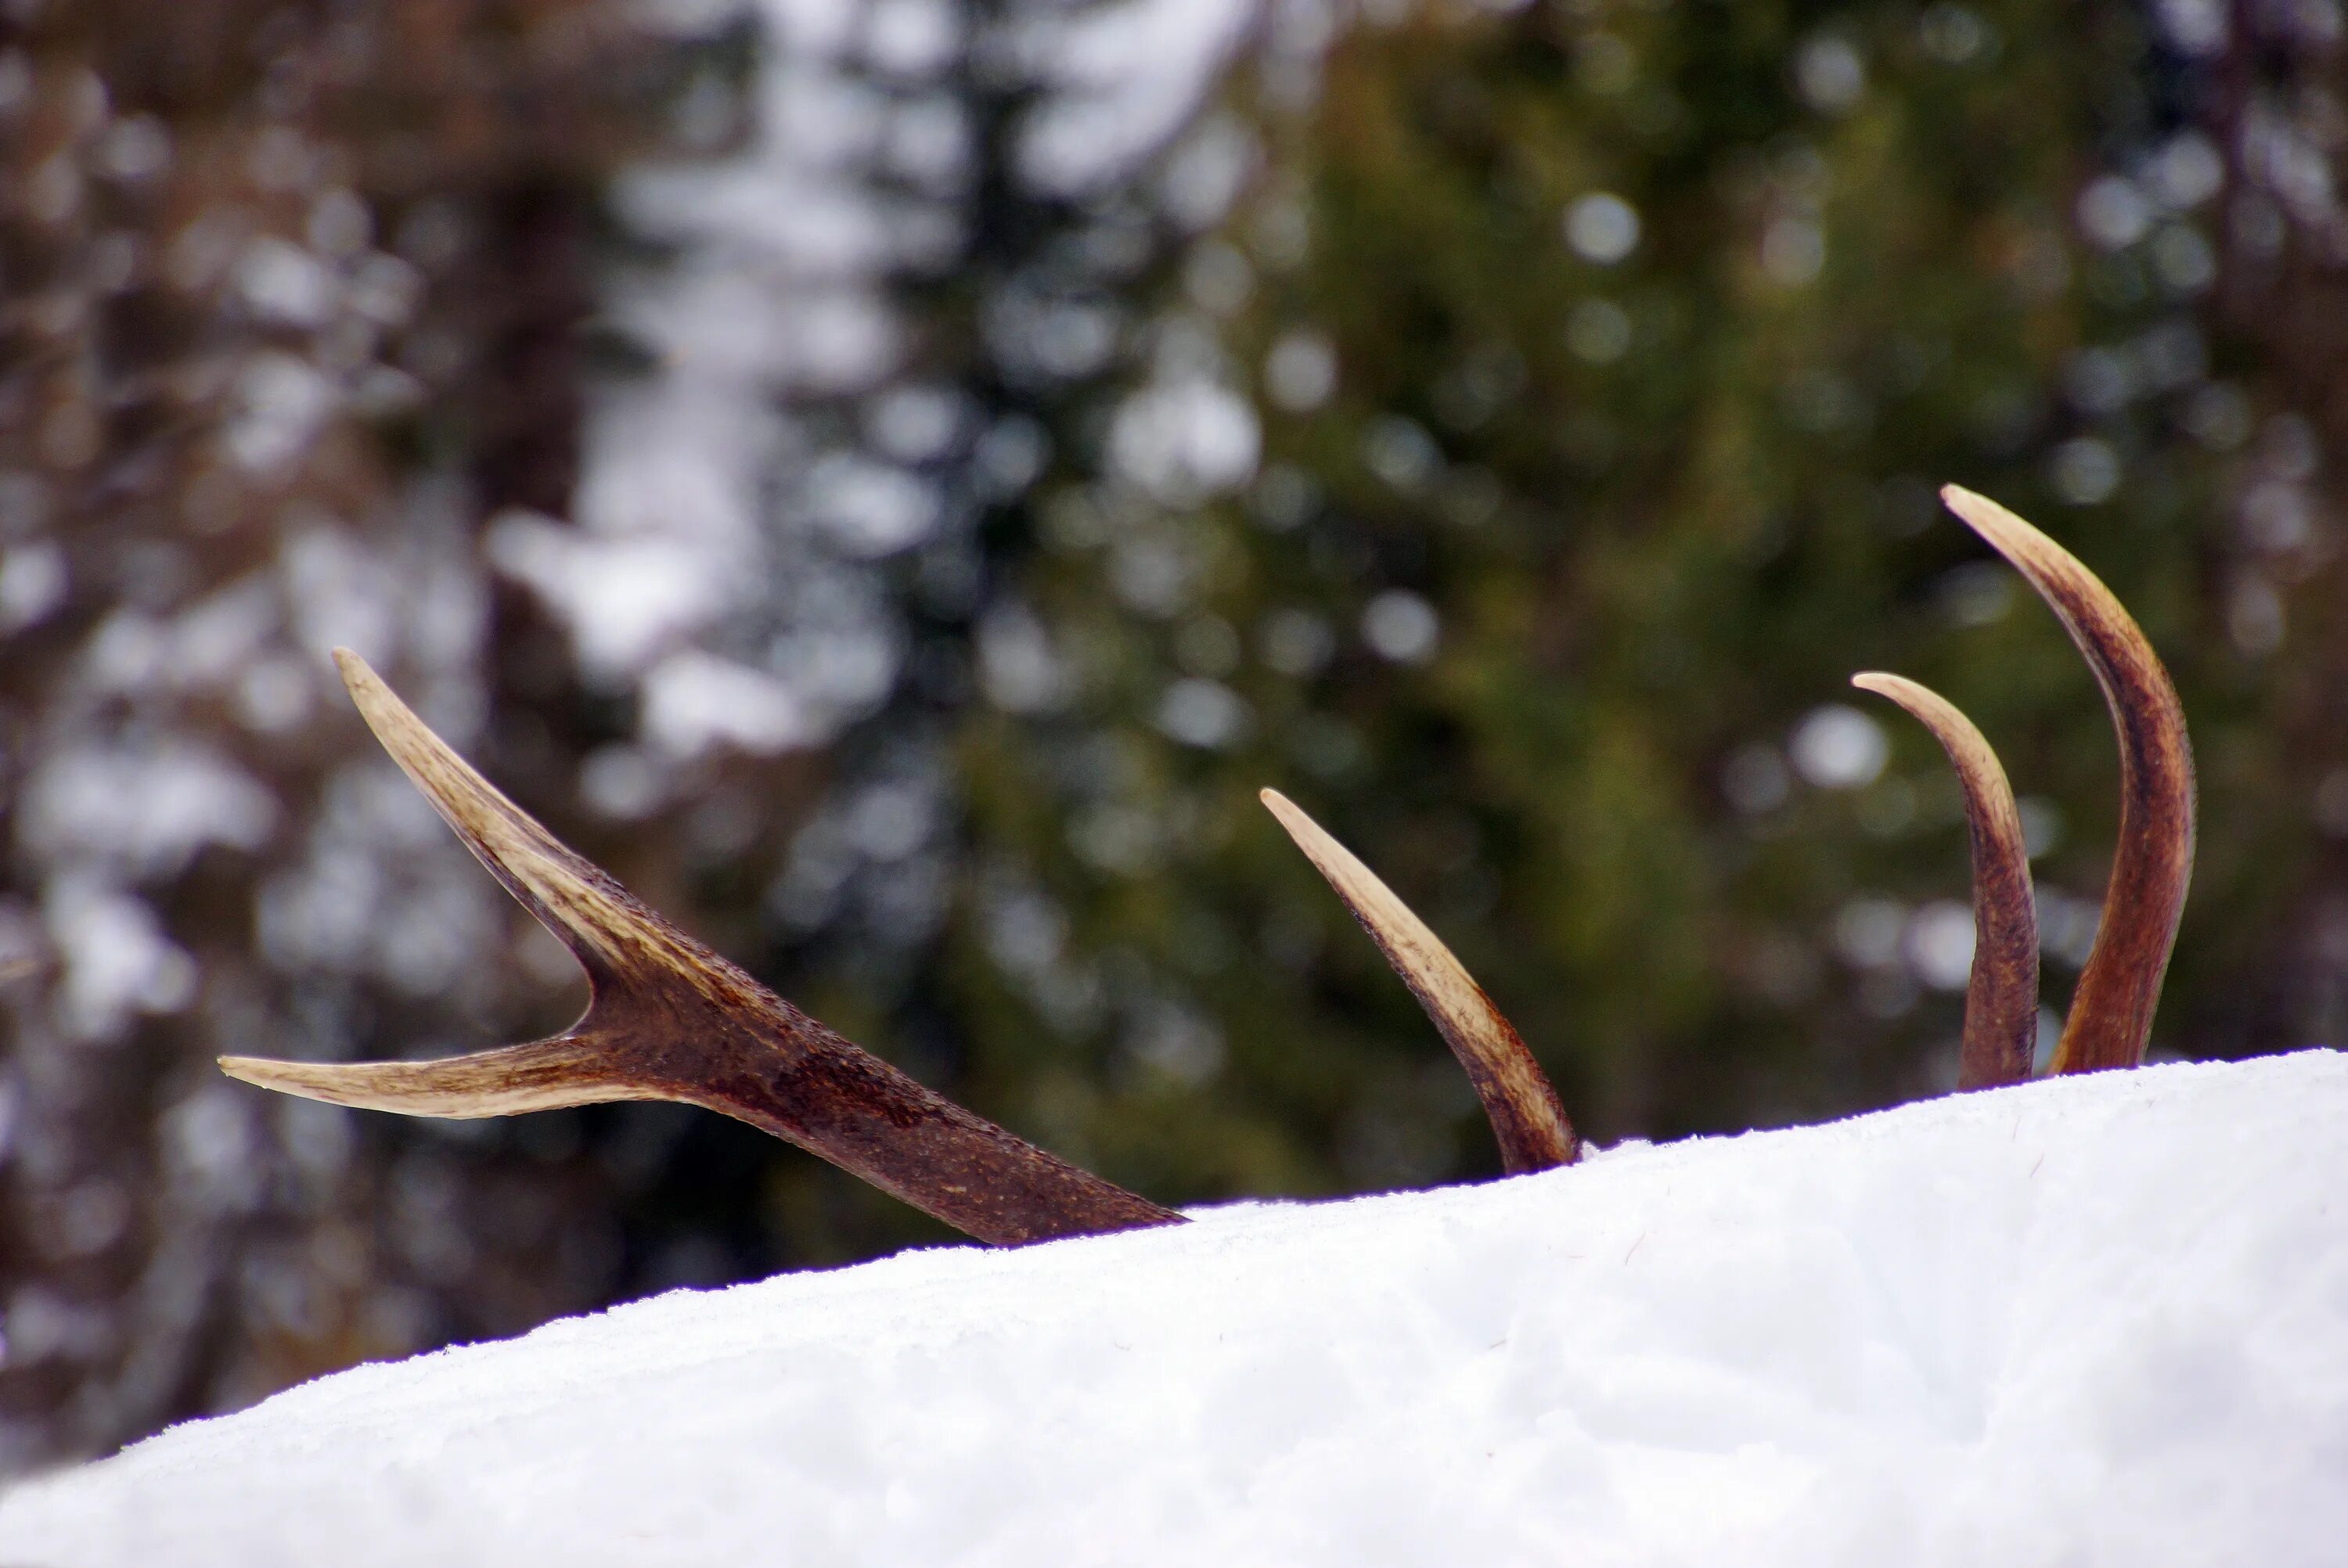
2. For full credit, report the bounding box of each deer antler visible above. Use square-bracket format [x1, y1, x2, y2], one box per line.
[1853, 489, 2195, 1082]
[221, 651, 1181, 1246]
[1939, 487, 2195, 1074]
[1259, 789, 1578, 1172]
[1851, 673, 2037, 1089]
[224, 487, 2189, 1250]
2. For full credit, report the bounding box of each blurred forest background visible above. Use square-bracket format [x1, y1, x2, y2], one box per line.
[6, 0, 2348, 1469]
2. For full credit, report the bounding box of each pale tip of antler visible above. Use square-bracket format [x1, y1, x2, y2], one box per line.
[1260, 788, 1577, 1171]
[1851, 672, 2038, 1090]
[330, 646, 532, 858]
[329, 647, 676, 984]
[1936, 485, 2195, 1075]
[219, 1038, 633, 1120]
[331, 647, 418, 754]
[332, 649, 526, 841]
[1937, 486, 2056, 576]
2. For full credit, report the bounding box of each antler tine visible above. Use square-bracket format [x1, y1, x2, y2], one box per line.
[223, 1037, 622, 1117]
[1260, 789, 1578, 1172]
[221, 651, 1180, 1246]
[1940, 486, 2196, 1074]
[1851, 673, 2038, 1090]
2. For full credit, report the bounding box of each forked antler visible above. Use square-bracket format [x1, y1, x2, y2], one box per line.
[1856, 486, 2195, 1078]
[1259, 789, 1577, 1171]
[222, 652, 1179, 1246]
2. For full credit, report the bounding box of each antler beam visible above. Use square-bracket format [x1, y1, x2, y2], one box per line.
[221, 652, 1181, 1246]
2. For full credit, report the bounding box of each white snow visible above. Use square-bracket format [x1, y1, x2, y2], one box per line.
[5, 1051, 2345, 1566]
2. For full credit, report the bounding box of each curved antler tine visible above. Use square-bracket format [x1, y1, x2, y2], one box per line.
[1940, 486, 2196, 1074]
[332, 649, 682, 987]
[1852, 673, 2038, 1090]
[1260, 789, 1578, 1172]
[221, 1036, 632, 1118]
[222, 654, 1179, 1246]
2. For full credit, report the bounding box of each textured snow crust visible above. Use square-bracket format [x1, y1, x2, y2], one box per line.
[5, 1052, 2345, 1566]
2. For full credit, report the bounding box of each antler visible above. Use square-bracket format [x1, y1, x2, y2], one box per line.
[1260, 789, 1578, 1172]
[1940, 487, 2195, 1074]
[1851, 673, 2036, 1089]
[221, 487, 2188, 1250]
[1854, 489, 2195, 1082]
[221, 651, 1181, 1246]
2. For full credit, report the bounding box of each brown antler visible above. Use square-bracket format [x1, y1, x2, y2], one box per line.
[1854, 491, 2195, 1084]
[1260, 789, 1578, 1172]
[1940, 487, 2195, 1074]
[1851, 673, 2037, 1089]
[227, 489, 2186, 1241]
[221, 651, 1180, 1246]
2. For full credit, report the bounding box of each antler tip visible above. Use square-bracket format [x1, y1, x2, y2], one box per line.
[1260, 789, 1332, 861]
[1851, 671, 1958, 732]
[1939, 481, 1997, 520]
[217, 1052, 355, 1103]
[330, 647, 402, 725]
[330, 646, 385, 698]
[1937, 484, 2042, 562]
[1259, 786, 1304, 828]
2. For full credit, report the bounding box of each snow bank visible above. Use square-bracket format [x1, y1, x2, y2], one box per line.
[6, 1052, 2345, 1566]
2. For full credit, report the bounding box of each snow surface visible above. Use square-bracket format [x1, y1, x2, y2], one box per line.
[6, 1052, 2346, 1566]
